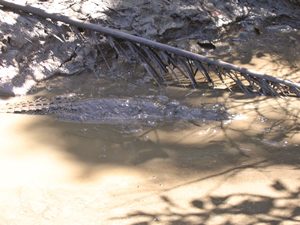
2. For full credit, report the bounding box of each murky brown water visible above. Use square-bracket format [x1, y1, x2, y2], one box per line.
[1, 80, 300, 224]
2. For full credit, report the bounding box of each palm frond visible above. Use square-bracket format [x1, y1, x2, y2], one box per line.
[1, 0, 300, 97]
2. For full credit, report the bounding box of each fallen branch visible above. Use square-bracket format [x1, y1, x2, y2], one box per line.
[1, 0, 299, 97]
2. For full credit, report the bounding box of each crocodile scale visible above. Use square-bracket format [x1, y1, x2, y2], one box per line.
[0, 95, 229, 123]
[0, 96, 76, 113]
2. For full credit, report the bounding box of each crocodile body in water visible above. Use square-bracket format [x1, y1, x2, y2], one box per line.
[0, 95, 229, 124]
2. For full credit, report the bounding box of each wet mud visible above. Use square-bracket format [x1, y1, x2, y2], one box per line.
[0, 0, 299, 95]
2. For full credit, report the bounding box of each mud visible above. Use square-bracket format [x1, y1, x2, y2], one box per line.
[0, 0, 299, 96]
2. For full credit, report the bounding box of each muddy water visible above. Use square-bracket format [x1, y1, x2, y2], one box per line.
[1, 74, 300, 224]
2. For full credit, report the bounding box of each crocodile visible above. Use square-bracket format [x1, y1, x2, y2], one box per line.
[0, 95, 229, 124]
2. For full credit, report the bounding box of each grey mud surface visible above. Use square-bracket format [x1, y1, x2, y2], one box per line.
[0, 0, 299, 96]
[0, 1, 300, 225]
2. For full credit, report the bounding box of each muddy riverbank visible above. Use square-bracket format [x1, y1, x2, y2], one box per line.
[0, 0, 299, 96]
[0, 1, 300, 225]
